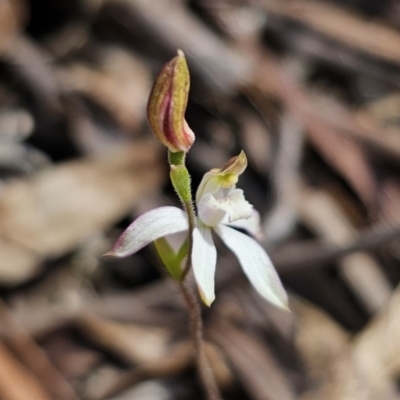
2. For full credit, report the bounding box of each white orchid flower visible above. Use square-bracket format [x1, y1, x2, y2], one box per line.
[107, 151, 288, 309]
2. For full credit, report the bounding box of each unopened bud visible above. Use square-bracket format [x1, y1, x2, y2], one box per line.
[147, 50, 195, 153]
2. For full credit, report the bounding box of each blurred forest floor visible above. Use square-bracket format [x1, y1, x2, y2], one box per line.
[1, 0, 400, 399]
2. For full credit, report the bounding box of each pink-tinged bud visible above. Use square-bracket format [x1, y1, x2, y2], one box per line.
[147, 50, 195, 153]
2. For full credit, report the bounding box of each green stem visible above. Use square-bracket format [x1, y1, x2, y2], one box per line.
[181, 199, 196, 279]
[167, 150, 221, 400]
[167, 150, 195, 278]
[168, 150, 185, 166]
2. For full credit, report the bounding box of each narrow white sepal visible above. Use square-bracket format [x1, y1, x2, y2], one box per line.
[107, 206, 188, 257]
[215, 224, 288, 309]
[192, 225, 217, 306]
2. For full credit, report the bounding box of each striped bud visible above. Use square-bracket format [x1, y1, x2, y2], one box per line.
[147, 50, 195, 153]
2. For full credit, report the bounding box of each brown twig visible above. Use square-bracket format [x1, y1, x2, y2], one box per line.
[255, 0, 400, 65]
[0, 300, 79, 400]
[273, 224, 400, 274]
[211, 320, 294, 400]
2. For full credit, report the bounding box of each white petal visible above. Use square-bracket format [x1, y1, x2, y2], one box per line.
[215, 224, 288, 309]
[226, 209, 263, 240]
[197, 189, 253, 227]
[192, 225, 217, 306]
[197, 193, 227, 227]
[107, 206, 188, 257]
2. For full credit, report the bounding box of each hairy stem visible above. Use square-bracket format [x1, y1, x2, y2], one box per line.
[179, 279, 222, 400]
[180, 199, 221, 398]
[181, 199, 196, 278]
[168, 149, 221, 399]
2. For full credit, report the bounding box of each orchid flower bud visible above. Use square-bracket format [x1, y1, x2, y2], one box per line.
[147, 50, 195, 153]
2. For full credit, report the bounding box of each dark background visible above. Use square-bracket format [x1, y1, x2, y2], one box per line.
[0, 0, 399, 399]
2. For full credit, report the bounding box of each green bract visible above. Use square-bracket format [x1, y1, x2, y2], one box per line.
[170, 164, 192, 205]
